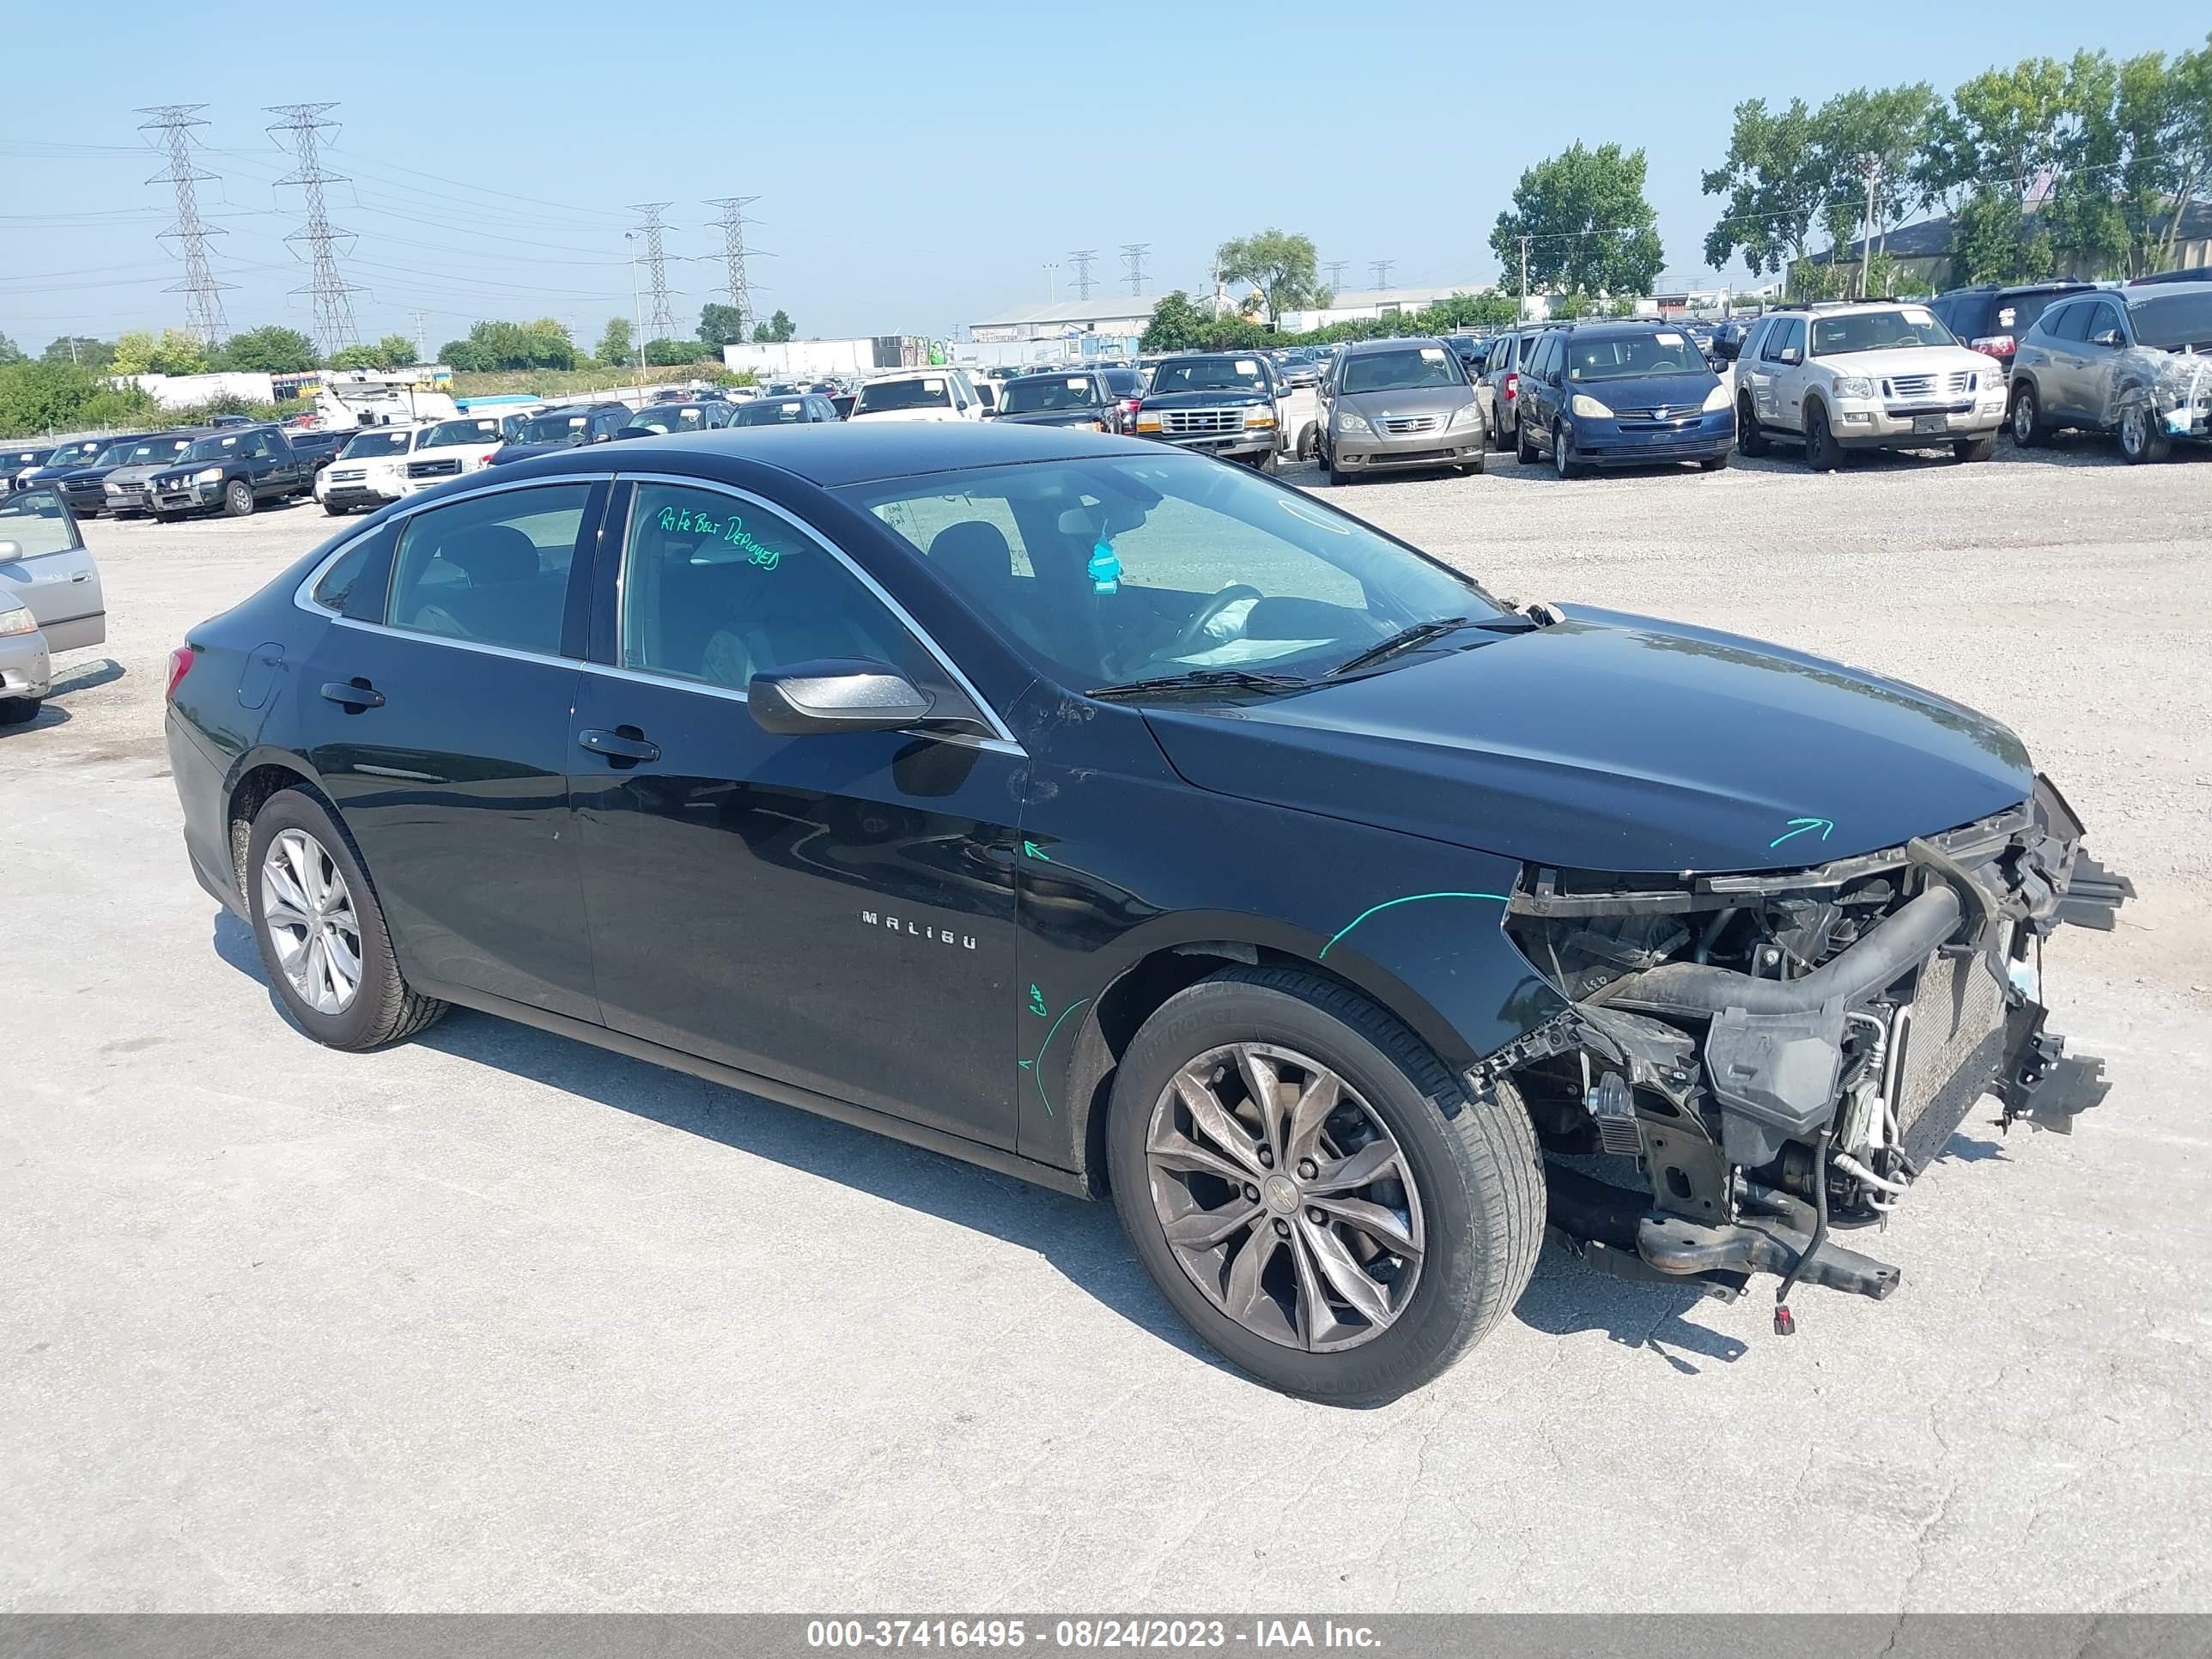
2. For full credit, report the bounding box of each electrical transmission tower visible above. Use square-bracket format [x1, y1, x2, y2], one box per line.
[266, 103, 360, 355]
[704, 196, 760, 341]
[1370, 259, 1395, 289]
[137, 105, 233, 346]
[1323, 260, 1350, 291]
[1120, 243, 1150, 296]
[1066, 250, 1097, 301]
[630, 204, 677, 340]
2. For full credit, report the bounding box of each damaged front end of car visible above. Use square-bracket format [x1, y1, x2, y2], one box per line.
[1473, 775, 2132, 1333]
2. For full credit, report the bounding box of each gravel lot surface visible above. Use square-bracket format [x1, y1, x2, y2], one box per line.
[3, 435, 2208, 1613]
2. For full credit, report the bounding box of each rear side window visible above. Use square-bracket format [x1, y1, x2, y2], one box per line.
[312, 530, 383, 616]
[387, 483, 592, 654]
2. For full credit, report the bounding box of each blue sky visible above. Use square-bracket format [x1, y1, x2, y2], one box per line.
[2, 2, 2202, 352]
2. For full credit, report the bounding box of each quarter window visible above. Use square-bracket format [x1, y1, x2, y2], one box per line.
[619, 482, 927, 695]
[386, 483, 592, 653]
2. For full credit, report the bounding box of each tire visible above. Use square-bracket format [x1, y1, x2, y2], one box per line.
[1297, 424, 1319, 462]
[1736, 393, 1768, 457]
[323, 501, 349, 516]
[1954, 434, 1996, 464]
[1700, 450, 1731, 471]
[0, 697, 40, 727]
[155, 509, 185, 524]
[1322, 440, 1350, 487]
[1462, 447, 1486, 476]
[2010, 380, 2048, 447]
[1252, 447, 1278, 476]
[1492, 411, 1512, 453]
[246, 788, 447, 1051]
[222, 478, 256, 518]
[1516, 419, 1537, 465]
[2118, 404, 2171, 465]
[1104, 967, 1543, 1407]
[1552, 422, 1580, 479]
[1803, 402, 1844, 472]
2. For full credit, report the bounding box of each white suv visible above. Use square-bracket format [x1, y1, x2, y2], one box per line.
[1733, 301, 2010, 470]
[848, 369, 984, 423]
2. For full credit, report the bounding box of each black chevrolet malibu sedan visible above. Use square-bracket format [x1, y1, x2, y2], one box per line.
[164, 424, 2124, 1403]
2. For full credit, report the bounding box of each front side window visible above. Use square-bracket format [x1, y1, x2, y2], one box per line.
[620, 482, 926, 694]
[386, 483, 591, 653]
[2080, 301, 2124, 344]
[1762, 319, 1806, 362]
[1340, 347, 1464, 393]
[848, 453, 1502, 690]
[0, 488, 81, 558]
[1808, 307, 1955, 356]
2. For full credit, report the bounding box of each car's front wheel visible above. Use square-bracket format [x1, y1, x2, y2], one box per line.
[1803, 403, 1844, 471]
[2118, 404, 2171, 465]
[222, 478, 256, 518]
[0, 697, 40, 727]
[1106, 968, 1543, 1407]
[246, 788, 446, 1050]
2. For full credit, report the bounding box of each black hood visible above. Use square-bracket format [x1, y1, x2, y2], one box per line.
[1142, 607, 2033, 874]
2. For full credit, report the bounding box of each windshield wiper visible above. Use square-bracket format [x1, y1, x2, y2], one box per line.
[1326, 617, 1486, 677]
[1085, 668, 1312, 701]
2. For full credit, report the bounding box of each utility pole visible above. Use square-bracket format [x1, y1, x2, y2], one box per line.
[1517, 234, 1530, 320]
[1323, 259, 1351, 291]
[625, 233, 647, 402]
[629, 203, 676, 342]
[1042, 261, 1058, 302]
[1856, 153, 1881, 299]
[1066, 250, 1097, 301]
[137, 105, 232, 348]
[266, 102, 359, 356]
[1370, 259, 1395, 290]
[704, 195, 759, 343]
[1120, 243, 1150, 297]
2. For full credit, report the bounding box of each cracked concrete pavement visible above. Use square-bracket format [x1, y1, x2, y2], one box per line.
[2, 434, 2207, 1611]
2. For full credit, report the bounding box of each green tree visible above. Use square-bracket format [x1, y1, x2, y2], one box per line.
[597, 316, 635, 368]
[1951, 187, 2056, 284]
[1491, 143, 1664, 297]
[216, 325, 319, 373]
[0, 361, 158, 439]
[40, 336, 112, 369]
[107, 331, 159, 375]
[1704, 98, 1826, 278]
[375, 333, 420, 368]
[0, 334, 23, 367]
[697, 303, 745, 346]
[1551, 290, 1597, 320]
[1812, 83, 1945, 289]
[2160, 35, 2212, 268]
[1213, 228, 1325, 327]
[437, 319, 579, 372]
[644, 337, 714, 366]
[751, 309, 795, 343]
[1140, 291, 1213, 352]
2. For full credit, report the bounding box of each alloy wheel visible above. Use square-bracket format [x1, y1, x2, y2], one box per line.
[260, 827, 363, 1015]
[2013, 390, 2036, 444]
[1144, 1042, 1425, 1353]
[2121, 407, 2144, 458]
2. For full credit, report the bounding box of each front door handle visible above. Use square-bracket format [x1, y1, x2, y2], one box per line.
[319, 679, 384, 710]
[578, 726, 659, 763]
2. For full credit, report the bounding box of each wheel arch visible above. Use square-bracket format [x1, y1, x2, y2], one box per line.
[221, 748, 335, 901]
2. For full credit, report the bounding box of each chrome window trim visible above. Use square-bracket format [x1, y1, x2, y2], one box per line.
[611, 471, 1020, 748]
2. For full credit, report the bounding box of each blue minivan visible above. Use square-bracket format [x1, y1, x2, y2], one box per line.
[1515, 321, 1735, 477]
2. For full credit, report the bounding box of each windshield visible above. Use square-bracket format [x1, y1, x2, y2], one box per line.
[1341, 346, 1465, 394]
[46, 441, 105, 468]
[424, 418, 502, 448]
[1809, 307, 1956, 356]
[1565, 331, 1709, 381]
[513, 412, 591, 443]
[730, 398, 812, 426]
[1149, 357, 1269, 395]
[1100, 369, 1141, 398]
[2130, 294, 2212, 350]
[998, 375, 1103, 414]
[854, 378, 952, 413]
[180, 433, 251, 463]
[93, 441, 141, 467]
[845, 453, 1500, 689]
[116, 437, 190, 467]
[629, 405, 713, 433]
[339, 429, 413, 459]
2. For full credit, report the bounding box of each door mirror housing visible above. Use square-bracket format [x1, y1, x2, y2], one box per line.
[0, 540, 19, 562]
[1778, 346, 1802, 366]
[2091, 327, 2124, 348]
[748, 659, 934, 736]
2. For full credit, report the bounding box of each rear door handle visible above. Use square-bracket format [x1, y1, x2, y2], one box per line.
[578, 726, 659, 763]
[319, 679, 384, 710]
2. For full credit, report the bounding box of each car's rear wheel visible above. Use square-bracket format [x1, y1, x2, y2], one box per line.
[2118, 404, 2170, 465]
[1736, 393, 1768, 456]
[1105, 968, 1543, 1407]
[1803, 403, 1844, 471]
[222, 478, 256, 518]
[0, 698, 40, 727]
[2010, 381, 2049, 447]
[246, 788, 446, 1051]
[322, 501, 348, 515]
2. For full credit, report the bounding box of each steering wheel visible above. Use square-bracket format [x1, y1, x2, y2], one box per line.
[1163, 583, 1264, 659]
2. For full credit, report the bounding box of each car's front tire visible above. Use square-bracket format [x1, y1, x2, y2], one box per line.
[1803, 403, 1844, 471]
[1105, 968, 1543, 1407]
[1954, 434, 1996, 463]
[2118, 404, 2170, 464]
[222, 478, 256, 518]
[246, 788, 446, 1051]
[0, 697, 40, 727]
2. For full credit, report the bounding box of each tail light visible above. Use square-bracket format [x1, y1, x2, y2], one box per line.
[1504, 372, 1519, 403]
[478, 452, 498, 465]
[1969, 335, 2014, 362]
[165, 646, 195, 701]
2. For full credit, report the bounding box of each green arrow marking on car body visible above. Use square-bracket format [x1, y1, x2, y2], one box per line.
[1022, 839, 1052, 862]
[1317, 891, 1513, 961]
[1029, 998, 1091, 1116]
[1769, 817, 1836, 850]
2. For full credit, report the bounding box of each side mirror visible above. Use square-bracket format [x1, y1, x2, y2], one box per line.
[0, 540, 19, 562]
[2091, 328, 2124, 348]
[749, 659, 933, 736]
[1779, 347, 1802, 366]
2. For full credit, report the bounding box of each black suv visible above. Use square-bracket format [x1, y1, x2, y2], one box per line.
[163, 423, 2123, 1404]
[489, 403, 635, 464]
[1927, 283, 2095, 377]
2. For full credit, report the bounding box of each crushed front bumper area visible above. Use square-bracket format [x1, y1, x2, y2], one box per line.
[1479, 775, 2132, 1322]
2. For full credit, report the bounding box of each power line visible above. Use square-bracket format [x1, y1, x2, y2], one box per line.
[1120, 243, 1150, 296]
[1370, 258, 1395, 289]
[265, 103, 360, 354]
[629, 202, 676, 340]
[1066, 249, 1097, 301]
[703, 195, 759, 342]
[137, 106, 233, 346]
